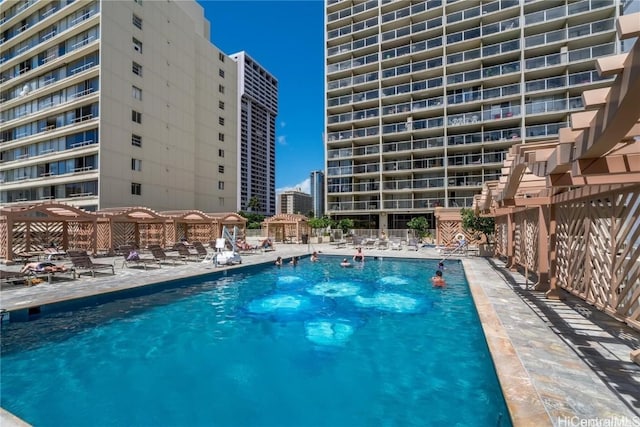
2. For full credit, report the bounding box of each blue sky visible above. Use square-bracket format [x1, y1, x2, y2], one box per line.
[200, 0, 325, 194]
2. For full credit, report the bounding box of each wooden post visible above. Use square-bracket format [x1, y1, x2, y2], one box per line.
[534, 205, 550, 291]
[506, 211, 516, 270]
[546, 203, 564, 300]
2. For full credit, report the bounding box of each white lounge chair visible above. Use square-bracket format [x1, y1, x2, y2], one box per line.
[406, 239, 419, 251]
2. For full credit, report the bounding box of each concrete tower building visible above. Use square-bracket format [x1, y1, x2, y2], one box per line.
[310, 169, 325, 217]
[325, 0, 628, 230]
[279, 189, 313, 215]
[0, 0, 238, 212]
[230, 51, 278, 216]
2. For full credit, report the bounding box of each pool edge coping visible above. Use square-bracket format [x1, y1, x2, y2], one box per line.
[463, 258, 552, 427]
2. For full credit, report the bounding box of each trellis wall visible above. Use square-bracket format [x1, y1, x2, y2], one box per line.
[66, 221, 96, 252]
[494, 217, 508, 258]
[513, 209, 539, 274]
[436, 220, 475, 245]
[112, 223, 136, 249]
[555, 186, 640, 330]
[0, 220, 7, 259]
[139, 223, 166, 249]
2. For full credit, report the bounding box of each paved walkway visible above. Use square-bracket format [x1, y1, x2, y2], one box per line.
[1, 243, 639, 426]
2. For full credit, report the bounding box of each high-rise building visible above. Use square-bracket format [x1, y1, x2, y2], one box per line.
[230, 51, 278, 216]
[310, 170, 325, 217]
[325, 0, 627, 231]
[279, 189, 313, 215]
[0, 0, 237, 212]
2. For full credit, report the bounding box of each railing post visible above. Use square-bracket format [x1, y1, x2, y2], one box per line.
[505, 211, 517, 271]
[546, 203, 564, 300]
[534, 205, 550, 291]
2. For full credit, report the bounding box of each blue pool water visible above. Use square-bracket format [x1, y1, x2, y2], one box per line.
[1, 257, 511, 427]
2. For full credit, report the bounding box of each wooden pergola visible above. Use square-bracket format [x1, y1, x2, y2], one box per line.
[207, 212, 247, 239]
[476, 13, 640, 332]
[160, 210, 217, 244]
[97, 207, 170, 250]
[261, 214, 310, 243]
[0, 202, 98, 260]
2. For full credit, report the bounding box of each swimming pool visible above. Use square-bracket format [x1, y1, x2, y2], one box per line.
[1, 257, 511, 426]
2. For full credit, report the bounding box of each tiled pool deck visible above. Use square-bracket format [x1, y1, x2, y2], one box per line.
[1, 244, 639, 427]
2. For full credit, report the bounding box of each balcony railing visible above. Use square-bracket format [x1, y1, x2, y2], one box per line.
[526, 122, 568, 138]
[525, 97, 583, 115]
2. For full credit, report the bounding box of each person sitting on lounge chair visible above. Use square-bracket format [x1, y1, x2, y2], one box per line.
[237, 239, 256, 252]
[260, 238, 274, 249]
[21, 262, 68, 274]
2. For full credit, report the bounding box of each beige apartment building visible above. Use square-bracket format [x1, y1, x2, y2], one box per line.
[0, 0, 238, 212]
[325, 0, 634, 230]
[278, 189, 313, 215]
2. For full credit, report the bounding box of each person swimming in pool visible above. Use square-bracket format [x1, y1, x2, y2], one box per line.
[431, 270, 446, 288]
[274, 256, 282, 266]
[353, 247, 365, 263]
[340, 258, 352, 268]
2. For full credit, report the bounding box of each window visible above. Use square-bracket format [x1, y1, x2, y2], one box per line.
[132, 14, 142, 29]
[218, 165, 224, 173]
[218, 181, 224, 190]
[218, 132, 224, 142]
[134, 0, 142, 4]
[218, 149, 224, 157]
[218, 84, 225, 94]
[219, 69, 225, 78]
[219, 117, 225, 126]
[132, 110, 142, 123]
[132, 62, 142, 76]
[132, 86, 142, 100]
[133, 38, 143, 53]
[132, 134, 142, 147]
[131, 158, 142, 171]
[219, 100, 225, 110]
[131, 183, 141, 195]
[218, 52, 225, 62]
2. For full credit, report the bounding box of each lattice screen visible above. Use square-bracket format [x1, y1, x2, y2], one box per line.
[514, 209, 539, 273]
[141, 223, 165, 248]
[494, 217, 508, 257]
[67, 221, 95, 252]
[188, 224, 213, 243]
[11, 222, 28, 253]
[165, 223, 176, 245]
[96, 222, 111, 252]
[556, 186, 640, 330]
[112, 223, 136, 248]
[0, 221, 8, 259]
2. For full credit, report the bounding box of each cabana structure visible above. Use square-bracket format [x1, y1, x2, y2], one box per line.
[160, 210, 217, 244]
[261, 214, 310, 243]
[433, 208, 482, 245]
[0, 202, 98, 261]
[476, 13, 640, 331]
[207, 212, 247, 239]
[97, 207, 169, 250]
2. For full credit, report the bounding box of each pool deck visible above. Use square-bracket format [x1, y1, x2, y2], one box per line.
[1, 243, 639, 427]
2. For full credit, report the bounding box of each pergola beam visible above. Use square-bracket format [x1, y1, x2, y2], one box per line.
[574, 39, 640, 159]
[574, 153, 640, 176]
